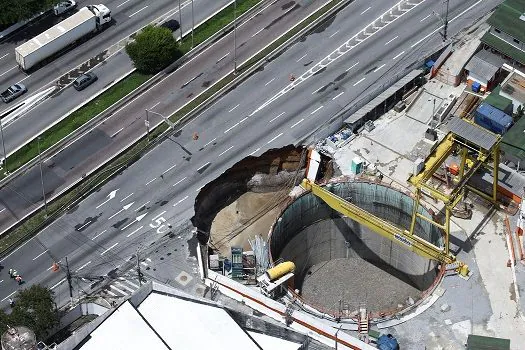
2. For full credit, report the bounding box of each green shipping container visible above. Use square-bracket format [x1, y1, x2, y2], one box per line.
[466, 334, 510, 350]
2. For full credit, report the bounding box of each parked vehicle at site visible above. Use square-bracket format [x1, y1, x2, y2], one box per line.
[73, 72, 98, 91]
[15, 4, 111, 71]
[53, 0, 78, 16]
[1, 83, 27, 103]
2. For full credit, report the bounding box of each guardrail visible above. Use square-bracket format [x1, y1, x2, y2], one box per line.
[0, 0, 273, 191]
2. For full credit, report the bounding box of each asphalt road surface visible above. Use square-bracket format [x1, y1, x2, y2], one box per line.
[0, 0, 503, 307]
[0, 0, 230, 154]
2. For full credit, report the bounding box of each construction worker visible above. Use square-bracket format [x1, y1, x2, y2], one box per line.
[15, 275, 22, 285]
[289, 74, 295, 81]
[8, 298, 14, 307]
[8, 268, 13, 277]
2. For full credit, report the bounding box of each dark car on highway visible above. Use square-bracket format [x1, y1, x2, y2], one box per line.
[73, 72, 98, 91]
[1, 83, 27, 103]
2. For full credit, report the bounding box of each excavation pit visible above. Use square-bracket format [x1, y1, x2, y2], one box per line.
[269, 181, 443, 317]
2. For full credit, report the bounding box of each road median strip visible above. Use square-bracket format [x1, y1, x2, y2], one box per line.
[0, 0, 351, 256]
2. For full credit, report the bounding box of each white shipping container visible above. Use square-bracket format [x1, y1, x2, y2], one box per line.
[15, 8, 96, 70]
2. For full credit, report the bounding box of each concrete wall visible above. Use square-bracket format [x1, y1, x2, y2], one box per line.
[270, 182, 440, 291]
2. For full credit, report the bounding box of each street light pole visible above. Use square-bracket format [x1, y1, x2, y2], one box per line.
[191, 0, 195, 48]
[145, 109, 150, 141]
[233, 0, 237, 74]
[178, 0, 183, 39]
[37, 136, 48, 217]
[0, 118, 7, 174]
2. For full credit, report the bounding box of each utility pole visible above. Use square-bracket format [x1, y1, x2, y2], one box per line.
[37, 136, 48, 217]
[0, 118, 7, 175]
[233, 0, 237, 74]
[178, 0, 183, 39]
[145, 109, 150, 141]
[65, 257, 74, 306]
[442, 0, 449, 41]
[136, 248, 142, 287]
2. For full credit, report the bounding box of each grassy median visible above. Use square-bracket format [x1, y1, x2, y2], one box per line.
[0, 0, 345, 255]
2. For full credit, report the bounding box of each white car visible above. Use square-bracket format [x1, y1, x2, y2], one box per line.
[53, 0, 77, 16]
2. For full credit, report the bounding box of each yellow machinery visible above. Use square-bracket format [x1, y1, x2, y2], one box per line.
[266, 261, 295, 281]
[302, 118, 501, 277]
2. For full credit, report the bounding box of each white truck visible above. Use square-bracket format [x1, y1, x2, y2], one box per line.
[15, 5, 111, 71]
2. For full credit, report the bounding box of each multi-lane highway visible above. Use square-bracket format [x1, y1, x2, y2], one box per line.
[0, 0, 231, 155]
[0, 0, 502, 307]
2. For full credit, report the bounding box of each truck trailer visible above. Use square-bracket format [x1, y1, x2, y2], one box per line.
[15, 5, 111, 71]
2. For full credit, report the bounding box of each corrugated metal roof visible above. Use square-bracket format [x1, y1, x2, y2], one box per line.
[344, 69, 423, 125]
[465, 50, 505, 81]
[481, 31, 525, 65]
[485, 85, 513, 111]
[487, 0, 525, 44]
[448, 117, 499, 150]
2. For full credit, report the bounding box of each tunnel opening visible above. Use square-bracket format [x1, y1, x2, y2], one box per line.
[269, 181, 443, 317]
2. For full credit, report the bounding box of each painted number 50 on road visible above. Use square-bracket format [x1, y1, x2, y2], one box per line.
[149, 216, 170, 234]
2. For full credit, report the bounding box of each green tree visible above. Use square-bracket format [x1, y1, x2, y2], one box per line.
[126, 25, 182, 74]
[0, 0, 60, 26]
[7, 285, 59, 340]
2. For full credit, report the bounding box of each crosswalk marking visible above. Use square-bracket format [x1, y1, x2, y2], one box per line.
[115, 281, 136, 292]
[110, 284, 127, 295]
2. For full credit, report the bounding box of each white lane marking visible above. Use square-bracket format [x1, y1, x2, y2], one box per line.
[384, 35, 398, 45]
[197, 162, 210, 171]
[33, 250, 48, 261]
[145, 178, 156, 186]
[92, 229, 107, 240]
[195, 185, 204, 192]
[116, 281, 136, 292]
[203, 138, 216, 148]
[101, 243, 119, 255]
[267, 133, 283, 144]
[77, 220, 92, 231]
[332, 91, 344, 100]
[76, 261, 92, 272]
[216, 52, 230, 63]
[2, 291, 17, 302]
[411, 0, 483, 48]
[120, 193, 134, 202]
[174, 195, 189, 206]
[129, 5, 148, 17]
[0, 53, 9, 60]
[360, 6, 371, 15]
[311, 86, 322, 95]
[346, 61, 359, 72]
[16, 74, 31, 84]
[329, 30, 339, 38]
[374, 64, 386, 72]
[392, 51, 405, 60]
[50, 278, 66, 290]
[219, 146, 234, 157]
[136, 201, 150, 211]
[173, 177, 187, 186]
[120, 220, 136, 231]
[239, 116, 248, 123]
[0, 66, 16, 77]
[0, 208, 5, 214]
[153, 211, 166, 220]
[265, 78, 275, 86]
[110, 284, 127, 295]
[310, 106, 324, 115]
[228, 104, 240, 113]
[111, 127, 124, 137]
[249, 148, 260, 156]
[0, 280, 3, 284]
[269, 112, 285, 123]
[126, 225, 144, 238]
[353, 77, 366, 86]
[149, 102, 160, 110]
[117, 0, 131, 7]
[420, 14, 431, 22]
[251, 27, 264, 37]
[296, 54, 307, 62]
[162, 163, 177, 175]
[224, 122, 239, 133]
[291, 119, 304, 129]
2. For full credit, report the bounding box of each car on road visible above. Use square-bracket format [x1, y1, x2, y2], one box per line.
[1, 83, 27, 103]
[73, 72, 98, 91]
[53, 0, 77, 16]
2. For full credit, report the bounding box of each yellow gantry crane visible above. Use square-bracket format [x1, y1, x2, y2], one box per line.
[302, 118, 502, 278]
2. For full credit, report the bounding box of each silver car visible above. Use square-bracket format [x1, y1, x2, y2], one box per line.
[53, 0, 77, 16]
[1, 83, 27, 103]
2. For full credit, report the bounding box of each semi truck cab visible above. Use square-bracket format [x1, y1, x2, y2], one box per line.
[87, 4, 112, 27]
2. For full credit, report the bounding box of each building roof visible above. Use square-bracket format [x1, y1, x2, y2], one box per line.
[485, 85, 514, 111]
[61, 282, 305, 350]
[501, 69, 525, 104]
[465, 50, 505, 81]
[487, 0, 525, 43]
[501, 114, 525, 161]
[448, 116, 499, 151]
[481, 32, 525, 65]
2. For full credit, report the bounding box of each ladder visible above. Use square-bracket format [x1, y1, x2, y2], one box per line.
[358, 306, 369, 336]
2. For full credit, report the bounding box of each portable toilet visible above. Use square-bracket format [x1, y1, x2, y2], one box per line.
[351, 157, 364, 174]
